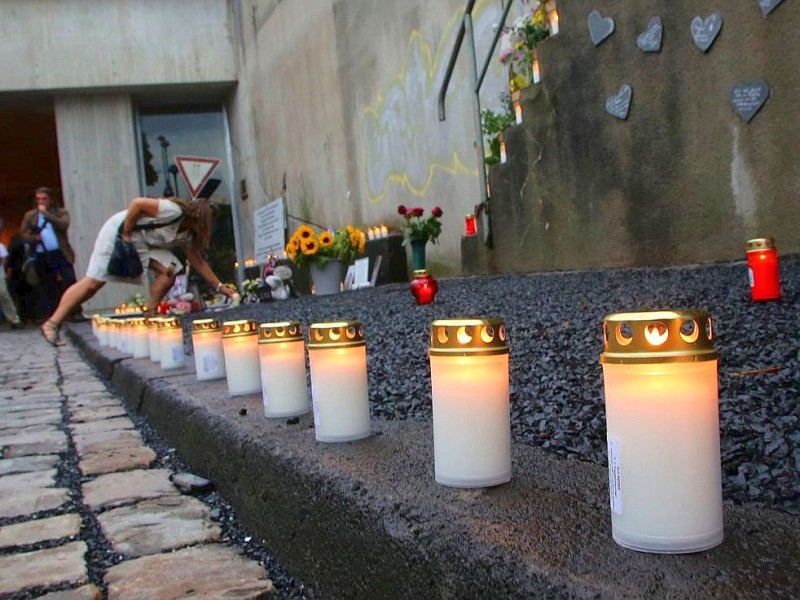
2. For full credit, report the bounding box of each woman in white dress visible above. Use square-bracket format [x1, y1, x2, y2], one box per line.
[41, 197, 235, 346]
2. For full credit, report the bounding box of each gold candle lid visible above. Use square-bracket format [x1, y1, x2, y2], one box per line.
[308, 321, 365, 349]
[191, 318, 221, 333]
[429, 318, 509, 356]
[746, 237, 776, 252]
[601, 310, 718, 364]
[127, 317, 146, 327]
[413, 269, 429, 277]
[258, 321, 303, 344]
[145, 317, 163, 328]
[222, 319, 258, 338]
[157, 317, 181, 330]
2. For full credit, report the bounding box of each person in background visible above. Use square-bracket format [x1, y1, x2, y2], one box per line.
[20, 187, 78, 320]
[40, 196, 235, 346]
[0, 218, 24, 330]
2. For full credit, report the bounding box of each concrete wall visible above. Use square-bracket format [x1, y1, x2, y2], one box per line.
[0, 0, 236, 92]
[55, 94, 147, 311]
[229, 0, 511, 274]
[484, 0, 800, 273]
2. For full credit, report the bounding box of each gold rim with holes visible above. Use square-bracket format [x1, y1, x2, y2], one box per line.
[429, 318, 508, 356]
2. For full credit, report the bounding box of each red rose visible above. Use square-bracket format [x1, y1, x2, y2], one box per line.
[431, 206, 443, 218]
[412, 207, 424, 217]
[397, 205, 408, 215]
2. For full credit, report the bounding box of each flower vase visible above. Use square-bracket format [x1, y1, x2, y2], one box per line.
[410, 240, 427, 271]
[310, 259, 344, 296]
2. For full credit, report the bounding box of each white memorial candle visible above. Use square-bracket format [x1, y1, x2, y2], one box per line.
[129, 317, 150, 359]
[601, 310, 723, 554]
[222, 320, 261, 396]
[91, 314, 100, 340]
[191, 318, 226, 381]
[308, 321, 370, 442]
[108, 319, 119, 350]
[158, 317, 185, 370]
[97, 318, 110, 347]
[147, 317, 162, 362]
[258, 321, 309, 418]
[429, 319, 511, 488]
[119, 319, 134, 355]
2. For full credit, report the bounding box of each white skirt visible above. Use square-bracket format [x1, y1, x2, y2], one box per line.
[85, 211, 182, 283]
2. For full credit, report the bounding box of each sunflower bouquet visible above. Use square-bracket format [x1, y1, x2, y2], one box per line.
[285, 224, 367, 269]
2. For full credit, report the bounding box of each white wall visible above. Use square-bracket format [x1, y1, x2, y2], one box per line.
[0, 0, 236, 92]
[55, 94, 146, 312]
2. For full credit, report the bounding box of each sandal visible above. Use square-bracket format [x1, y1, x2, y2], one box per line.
[40, 320, 66, 347]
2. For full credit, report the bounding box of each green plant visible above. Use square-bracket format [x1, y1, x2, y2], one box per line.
[481, 93, 515, 166]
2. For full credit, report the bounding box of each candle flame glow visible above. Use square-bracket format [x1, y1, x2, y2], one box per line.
[644, 322, 668, 346]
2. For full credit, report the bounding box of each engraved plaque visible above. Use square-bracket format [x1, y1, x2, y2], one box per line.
[606, 84, 632, 120]
[758, 0, 783, 16]
[730, 80, 770, 123]
[588, 10, 615, 46]
[691, 13, 722, 53]
[637, 17, 663, 52]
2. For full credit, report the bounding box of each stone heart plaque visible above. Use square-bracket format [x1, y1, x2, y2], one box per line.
[730, 80, 770, 122]
[758, 0, 783, 16]
[606, 84, 632, 120]
[588, 10, 615, 46]
[691, 13, 722, 53]
[637, 16, 663, 52]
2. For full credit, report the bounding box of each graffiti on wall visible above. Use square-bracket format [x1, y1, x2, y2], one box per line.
[360, 2, 508, 204]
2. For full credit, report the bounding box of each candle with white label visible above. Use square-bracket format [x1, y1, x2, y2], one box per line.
[429, 319, 511, 487]
[121, 319, 134, 355]
[129, 317, 150, 359]
[191, 318, 226, 381]
[147, 317, 162, 362]
[258, 321, 309, 418]
[601, 310, 723, 553]
[222, 320, 261, 396]
[107, 319, 119, 350]
[158, 317, 185, 370]
[308, 321, 370, 442]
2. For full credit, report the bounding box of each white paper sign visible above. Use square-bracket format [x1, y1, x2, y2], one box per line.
[607, 436, 622, 514]
[253, 199, 286, 260]
[353, 257, 371, 289]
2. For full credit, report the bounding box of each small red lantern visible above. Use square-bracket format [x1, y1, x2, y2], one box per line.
[410, 270, 438, 305]
[746, 238, 781, 302]
[464, 214, 477, 237]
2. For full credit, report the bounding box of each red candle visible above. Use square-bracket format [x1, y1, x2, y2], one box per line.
[464, 214, 477, 237]
[410, 270, 438, 305]
[746, 238, 781, 301]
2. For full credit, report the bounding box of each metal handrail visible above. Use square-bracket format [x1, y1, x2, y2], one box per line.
[437, 0, 515, 246]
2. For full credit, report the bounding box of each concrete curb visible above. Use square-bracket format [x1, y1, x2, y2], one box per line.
[66, 323, 800, 599]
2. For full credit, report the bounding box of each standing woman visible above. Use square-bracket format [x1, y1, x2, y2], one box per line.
[41, 196, 235, 346]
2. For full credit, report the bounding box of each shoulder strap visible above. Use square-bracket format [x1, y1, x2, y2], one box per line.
[130, 211, 184, 232]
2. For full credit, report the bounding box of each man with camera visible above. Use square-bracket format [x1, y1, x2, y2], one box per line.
[20, 187, 78, 320]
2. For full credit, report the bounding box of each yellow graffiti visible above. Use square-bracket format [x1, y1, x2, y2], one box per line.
[360, 1, 498, 204]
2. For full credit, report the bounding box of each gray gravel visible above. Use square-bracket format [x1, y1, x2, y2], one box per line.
[198, 255, 800, 516]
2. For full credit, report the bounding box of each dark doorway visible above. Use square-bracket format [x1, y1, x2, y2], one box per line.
[0, 107, 62, 248]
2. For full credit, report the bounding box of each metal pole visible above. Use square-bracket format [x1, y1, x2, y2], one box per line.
[464, 14, 490, 241]
[437, 0, 477, 121]
[477, 0, 514, 92]
[221, 106, 245, 285]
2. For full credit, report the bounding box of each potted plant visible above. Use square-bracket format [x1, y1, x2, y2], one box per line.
[397, 205, 443, 270]
[285, 224, 366, 295]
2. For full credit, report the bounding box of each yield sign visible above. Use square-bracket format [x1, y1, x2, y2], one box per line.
[174, 156, 220, 198]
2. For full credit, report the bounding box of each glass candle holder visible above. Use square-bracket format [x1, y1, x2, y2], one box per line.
[121, 319, 136, 355]
[410, 269, 438, 305]
[464, 214, 477, 237]
[258, 321, 310, 418]
[147, 317, 162, 362]
[746, 237, 781, 301]
[191, 318, 226, 381]
[429, 319, 511, 488]
[308, 321, 370, 442]
[128, 317, 150, 359]
[158, 317, 185, 370]
[222, 320, 261, 396]
[601, 310, 723, 553]
[91, 314, 100, 340]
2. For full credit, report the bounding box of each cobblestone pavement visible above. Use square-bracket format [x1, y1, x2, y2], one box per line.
[0, 328, 275, 599]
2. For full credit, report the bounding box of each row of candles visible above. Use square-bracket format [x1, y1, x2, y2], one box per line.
[92, 305, 733, 555]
